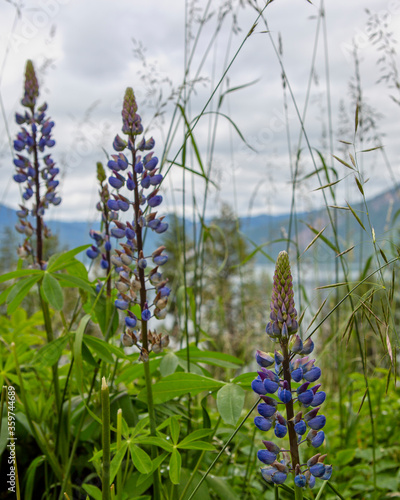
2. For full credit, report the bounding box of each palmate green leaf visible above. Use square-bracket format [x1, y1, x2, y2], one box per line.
[170, 416, 180, 445]
[178, 429, 213, 446]
[110, 442, 128, 483]
[83, 335, 128, 363]
[56, 273, 94, 295]
[178, 441, 215, 451]
[46, 244, 90, 272]
[129, 443, 152, 474]
[136, 454, 168, 489]
[32, 334, 72, 366]
[6, 275, 42, 314]
[0, 268, 43, 284]
[169, 448, 182, 485]
[232, 372, 257, 389]
[137, 372, 224, 404]
[137, 436, 173, 453]
[74, 314, 91, 393]
[42, 272, 64, 310]
[216, 383, 245, 426]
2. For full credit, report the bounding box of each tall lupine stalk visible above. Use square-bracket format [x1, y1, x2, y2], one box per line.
[13, 60, 60, 268]
[252, 252, 331, 497]
[105, 88, 170, 498]
[86, 162, 116, 299]
[12, 61, 62, 415]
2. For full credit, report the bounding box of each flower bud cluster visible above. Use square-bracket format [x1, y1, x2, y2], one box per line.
[107, 88, 170, 358]
[13, 60, 59, 266]
[252, 251, 331, 489]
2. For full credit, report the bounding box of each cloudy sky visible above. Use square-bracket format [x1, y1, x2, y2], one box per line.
[1, 0, 399, 223]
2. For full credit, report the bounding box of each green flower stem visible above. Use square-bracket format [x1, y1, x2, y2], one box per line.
[116, 409, 122, 500]
[39, 290, 61, 416]
[57, 361, 100, 500]
[102, 377, 111, 500]
[12, 343, 64, 483]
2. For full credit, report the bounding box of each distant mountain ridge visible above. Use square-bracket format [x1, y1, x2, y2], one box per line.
[1, 187, 399, 264]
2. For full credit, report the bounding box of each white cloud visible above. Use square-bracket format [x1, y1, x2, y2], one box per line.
[1, 0, 400, 223]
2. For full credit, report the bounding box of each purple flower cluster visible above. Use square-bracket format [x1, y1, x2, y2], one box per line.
[251, 251, 332, 489]
[106, 88, 170, 358]
[13, 61, 59, 266]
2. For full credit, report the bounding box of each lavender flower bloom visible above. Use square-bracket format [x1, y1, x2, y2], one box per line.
[12, 60, 59, 268]
[107, 88, 169, 359]
[252, 251, 331, 490]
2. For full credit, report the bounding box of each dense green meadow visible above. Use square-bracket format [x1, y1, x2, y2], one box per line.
[0, 1, 400, 499]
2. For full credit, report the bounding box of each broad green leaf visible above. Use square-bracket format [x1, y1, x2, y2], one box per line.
[115, 359, 161, 385]
[74, 314, 91, 393]
[178, 429, 213, 446]
[46, 245, 90, 272]
[332, 448, 356, 466]
[178, 441, 215, 451]
[137, 373, 224, 404]
[170, 416, 180, 445]
[137, 436, 173, 453]
[232, 372, 257, 389]
[90, 295, 119, 336]
[159, 352, 179, 377]
[82, 484, 102, 500]
[216, 383, 245, 426]
[110, 442, 128, 483]
[169, 449, 181, 485]
[83, 335, 127, 363]
[56, 273, 94, 294]
[0, 286, 13, 306]
[175, 346, 243, 368]
[32, 334, 72, 366]
[42, 272, 64, 310]
[129, 443, 152, 474]
[136, 452, 168, 487]
[66, 258, 89, 280]
[7, 275, 41, 314]
[0, 268, 42, 284]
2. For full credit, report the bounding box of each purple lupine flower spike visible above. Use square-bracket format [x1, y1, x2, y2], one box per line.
[12, 60, 60, 268]
[105, 88, 169, 358]
[252, 251, 331, 490]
